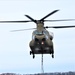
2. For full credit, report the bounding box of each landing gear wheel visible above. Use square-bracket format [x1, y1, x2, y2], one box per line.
[50, 50, 51, 54]
[33, 54, 35, 59]
[52, 54, 54, 58]
[30, 51, 32, 55]
[50, 46, 53, 54]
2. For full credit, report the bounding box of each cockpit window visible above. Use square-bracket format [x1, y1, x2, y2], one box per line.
[43, 30, 49, 39]
[33, 30, 43, 35]
[32, 29, 50, 40]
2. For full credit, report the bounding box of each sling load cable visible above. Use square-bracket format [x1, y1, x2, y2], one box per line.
[41, 53, 44, 73]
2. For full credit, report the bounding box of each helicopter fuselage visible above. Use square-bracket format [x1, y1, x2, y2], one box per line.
[0, 9, 75, 59]
[29, 22, 54, 59]
[29, 21, 54, 58]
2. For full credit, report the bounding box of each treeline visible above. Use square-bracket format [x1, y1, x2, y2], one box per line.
[33, 71, 75, 75]
[0, 71, 75, 75]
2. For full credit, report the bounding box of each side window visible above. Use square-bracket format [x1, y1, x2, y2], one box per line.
[32, 30, 37, 40]
[43, 30, 49, 39]
[32, 35, 35, 40]
[32, 33, 35, 40]
[49, 31, 54, 39]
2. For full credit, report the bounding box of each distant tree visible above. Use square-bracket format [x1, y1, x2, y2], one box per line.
[68, 71, 75, 75]
[61, 73, 65, 75]
[57, 73, 61, 75]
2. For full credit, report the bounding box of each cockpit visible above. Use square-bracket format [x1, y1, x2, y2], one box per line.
[32, 29, 51, 40]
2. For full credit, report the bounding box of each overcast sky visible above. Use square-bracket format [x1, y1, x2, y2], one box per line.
[0, 0, 75, 74]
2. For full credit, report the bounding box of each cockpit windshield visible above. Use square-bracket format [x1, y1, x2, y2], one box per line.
[32, 29, 50, 40]
[33, 30, 43, 35]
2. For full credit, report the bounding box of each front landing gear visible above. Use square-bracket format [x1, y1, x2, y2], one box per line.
[30, 51, 35, 59]
[50, 46, 54, 58]
[51, 50, 54, 58]
[33, 54, 35, 59]
[30, 51, 32, 55]
[52, 54, 54, 58]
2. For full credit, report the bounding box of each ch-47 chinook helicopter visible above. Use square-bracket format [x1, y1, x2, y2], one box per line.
[0, 10, 75, 59]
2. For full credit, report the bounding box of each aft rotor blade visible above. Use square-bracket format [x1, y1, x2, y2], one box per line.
[0, 20, 31, 23]
[45, 25, 75, 29]
[11, 28, 36, 32]
[44, 19, 75, 22]
[25, 15, 36, 23]
[40, 10, 59, 21]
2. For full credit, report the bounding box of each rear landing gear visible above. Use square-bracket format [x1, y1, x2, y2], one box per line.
[30, 51, 32, 55]
[30, 51, 35, 59]
[52, 54, 54, 58]
[49, 46, 54, 58]
[33, 54, 35, 59]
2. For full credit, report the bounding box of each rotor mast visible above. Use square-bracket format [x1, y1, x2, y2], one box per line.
[36, 20, 44, 32]
[25, 10, 59, 32]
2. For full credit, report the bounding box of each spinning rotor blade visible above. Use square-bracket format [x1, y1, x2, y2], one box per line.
[40, 10, 59, 21]
[44, 19, 75, 22]
[11, 25, 75, 32]
[0, 20, 31, 23]
[0, 19, 75, 23]
[25, 15, 36, 23]
[45, 25, 75, 29]
[11, 28, 36, 32]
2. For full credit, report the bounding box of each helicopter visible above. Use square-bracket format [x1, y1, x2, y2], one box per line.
[0, 9, 75, 59]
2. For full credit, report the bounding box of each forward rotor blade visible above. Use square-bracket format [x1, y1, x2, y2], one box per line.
[11, 28, 36, 32]
[45, 25, 75, 29]
[40, 10, 59, 21]
[0, 20, 31, 23]
[25, 15, 36, 23]
[44, 19, 75, 22]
